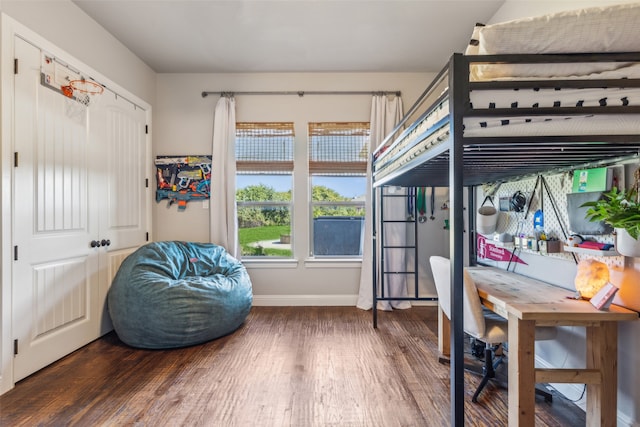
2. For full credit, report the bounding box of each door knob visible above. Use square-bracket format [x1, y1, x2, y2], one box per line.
[101, 239, 111, 247]
[90, 240, 100, 248]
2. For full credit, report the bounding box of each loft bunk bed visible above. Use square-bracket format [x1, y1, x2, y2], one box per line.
[373, 50, 640, 426]
[370, 5, 640, 424]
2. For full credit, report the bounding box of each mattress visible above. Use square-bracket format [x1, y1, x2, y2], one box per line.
[469, 3, 640, 80]
[375, 99, 448, 164]
[374, 124, 449, 180]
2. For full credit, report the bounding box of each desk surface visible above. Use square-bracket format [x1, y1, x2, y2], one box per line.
[466, 266, 638, 323]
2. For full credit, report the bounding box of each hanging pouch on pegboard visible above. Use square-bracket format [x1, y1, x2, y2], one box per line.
[477, 196, 498, 235]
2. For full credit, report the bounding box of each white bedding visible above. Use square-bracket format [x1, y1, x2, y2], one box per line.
[471, 86, 640, 110]
[467, 80, 640, 137]
[468, 3, 640, 80]
[465, 2, 640, 136]
[375, 100, 448, 165]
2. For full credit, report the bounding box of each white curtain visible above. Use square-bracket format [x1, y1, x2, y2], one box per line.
[210, 95, 240, 258]
[357, 95, 409, 310]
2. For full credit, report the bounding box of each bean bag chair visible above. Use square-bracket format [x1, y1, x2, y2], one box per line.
[108, 241, 253, 349]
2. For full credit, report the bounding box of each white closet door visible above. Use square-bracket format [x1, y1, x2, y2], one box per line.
[91, 91, 149, 335]
[12, 38, 100, 381]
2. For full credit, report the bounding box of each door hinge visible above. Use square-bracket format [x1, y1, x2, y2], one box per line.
[14, 58, 18, 75]
[14, 152, 18, 167]
[14, 245, 18, 261]
[145, 125, 148, 134]
[14, 339, 18, 355]
[145, 178, 149, 188]
[146, 232, 149, 242]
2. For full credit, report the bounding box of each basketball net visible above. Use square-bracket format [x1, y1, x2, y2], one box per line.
[61, 79, 104, 107]
[60, 79, 103, 122]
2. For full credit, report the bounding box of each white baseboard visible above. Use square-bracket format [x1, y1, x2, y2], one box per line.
[252, 294, 359, 306]
[253, 295, 438, 307]
[252, 295, 440, 307]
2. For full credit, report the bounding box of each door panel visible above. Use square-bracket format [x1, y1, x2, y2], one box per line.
[92, 92, 149, 336]
[12, 37, 100, 381]
[33, 258, 89, 336]
[103, 96, 148, 249]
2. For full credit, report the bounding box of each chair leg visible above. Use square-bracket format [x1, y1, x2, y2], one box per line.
[470, 341, 553, 404]
[472, 374, 492, 403]
[535, 386, 553, 403]
[472, 345, 504, 403]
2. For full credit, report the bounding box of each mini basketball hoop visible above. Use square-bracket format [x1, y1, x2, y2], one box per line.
[62, 79, 104, 107]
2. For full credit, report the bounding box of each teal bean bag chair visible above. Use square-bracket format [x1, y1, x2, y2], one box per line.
[108, 241, 252, 349]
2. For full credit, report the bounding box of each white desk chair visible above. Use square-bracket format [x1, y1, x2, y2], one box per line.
[429, 256, 556, 403]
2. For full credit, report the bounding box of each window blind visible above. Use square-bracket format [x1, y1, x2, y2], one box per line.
[308, 122, 370, 174]
[236, 122, 294, 172]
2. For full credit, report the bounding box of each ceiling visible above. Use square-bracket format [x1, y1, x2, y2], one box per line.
[72, 0, 505, 74]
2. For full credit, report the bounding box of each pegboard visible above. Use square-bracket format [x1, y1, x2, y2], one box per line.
[483, 169, 625, 270]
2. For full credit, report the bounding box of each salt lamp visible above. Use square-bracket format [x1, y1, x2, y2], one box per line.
[574, 259, 610, 299]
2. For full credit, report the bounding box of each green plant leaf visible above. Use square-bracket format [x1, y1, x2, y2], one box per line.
[580, 187, 640, 240]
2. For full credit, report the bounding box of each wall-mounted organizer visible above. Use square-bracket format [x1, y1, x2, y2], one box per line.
[480, 168, 625, 271]
[155, 155, 212, 210]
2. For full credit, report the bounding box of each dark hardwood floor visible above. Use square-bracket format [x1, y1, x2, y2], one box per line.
[0, 306, 584, 426]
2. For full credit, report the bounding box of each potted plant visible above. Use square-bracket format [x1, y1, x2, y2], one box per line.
[581, 187, 640, 257]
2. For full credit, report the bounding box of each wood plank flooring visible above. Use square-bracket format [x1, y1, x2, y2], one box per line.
[0, 306, 585, 426]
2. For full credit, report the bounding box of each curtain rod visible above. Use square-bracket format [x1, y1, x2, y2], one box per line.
[201, 90, 401, 98]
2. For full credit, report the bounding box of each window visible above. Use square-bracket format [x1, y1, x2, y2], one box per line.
[308, 122, 369, 257]
[236, 122, 294, 257]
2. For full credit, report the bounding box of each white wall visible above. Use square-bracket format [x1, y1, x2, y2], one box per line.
[0, 0, 156, 104]
[154, 72, 439, 303]
[484, 2, 640, 425]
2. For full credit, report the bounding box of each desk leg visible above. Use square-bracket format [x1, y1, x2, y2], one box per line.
[438, 306, 450, 361]
[586, 321, 617, 427]
[508, 314, 536, 427]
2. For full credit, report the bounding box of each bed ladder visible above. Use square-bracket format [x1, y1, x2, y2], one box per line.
[372, 186, 437, 328]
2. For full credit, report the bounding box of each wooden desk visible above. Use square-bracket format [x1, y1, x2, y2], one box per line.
[438, 266, 638, 427]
